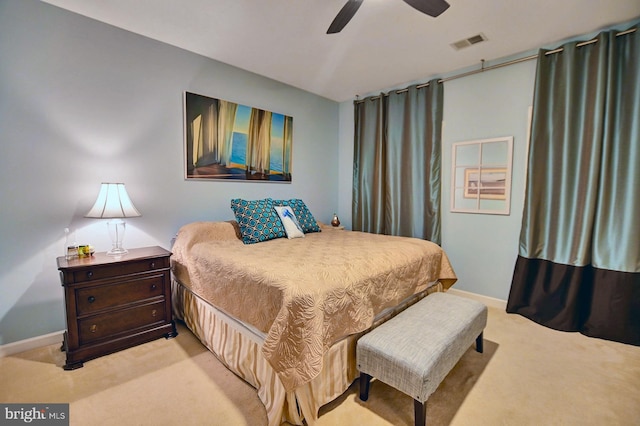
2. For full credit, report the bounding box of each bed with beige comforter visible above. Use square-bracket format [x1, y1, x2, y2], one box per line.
[171, 220, 456, 425]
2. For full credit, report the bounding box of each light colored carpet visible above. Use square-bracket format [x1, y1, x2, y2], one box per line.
[1, 306, 639, 425]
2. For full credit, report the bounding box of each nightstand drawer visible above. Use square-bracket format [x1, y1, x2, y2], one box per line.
[72, 257, 169, 283]
[76, 275, 166, 315]
[78, 300, 166, 345]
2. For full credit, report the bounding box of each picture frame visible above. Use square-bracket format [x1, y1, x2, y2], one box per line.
[183, 92, 293, 182]
[463, 167, 508, 200]
[451, 136, 513, 215]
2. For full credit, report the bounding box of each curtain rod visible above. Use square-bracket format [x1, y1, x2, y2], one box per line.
[355, 27, 636, 102]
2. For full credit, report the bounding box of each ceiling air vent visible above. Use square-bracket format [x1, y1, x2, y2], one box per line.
[451, 33, 488, 50]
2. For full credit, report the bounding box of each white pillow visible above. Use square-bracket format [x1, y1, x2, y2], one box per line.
[274, 206, 305, 239]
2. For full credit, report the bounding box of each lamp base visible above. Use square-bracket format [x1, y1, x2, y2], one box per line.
[107, 219, 128, 256]
[107, 247, 129, 256]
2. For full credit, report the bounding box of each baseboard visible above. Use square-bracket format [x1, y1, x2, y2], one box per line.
[0, 330, 64, 358]
[447, 288, 507, 310]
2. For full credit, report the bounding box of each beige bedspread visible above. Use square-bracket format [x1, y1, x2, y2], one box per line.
[171, 221, 457, 392]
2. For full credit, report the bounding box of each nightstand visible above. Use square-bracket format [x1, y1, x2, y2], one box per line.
[57, 246, 177, 370]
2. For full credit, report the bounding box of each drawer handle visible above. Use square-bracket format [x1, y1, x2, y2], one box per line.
[151, 284, 157, 291]
[90, 325, 97, 333]
[150, 262, 156, 269]
[87, 296, 96, 303]
[151, 309, 157, 317]
[86, 271, 94, 278]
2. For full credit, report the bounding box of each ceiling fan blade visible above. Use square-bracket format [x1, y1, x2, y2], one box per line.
[402, 0, 450, 17]
[327, 0, 364, 34]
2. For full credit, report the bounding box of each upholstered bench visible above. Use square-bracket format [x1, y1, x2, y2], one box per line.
[357, 292, 487, 426]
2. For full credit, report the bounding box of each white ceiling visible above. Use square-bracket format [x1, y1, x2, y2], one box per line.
[41, 0, 640, 102]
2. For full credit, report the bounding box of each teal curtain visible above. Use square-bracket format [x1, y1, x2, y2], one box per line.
[507, 25, 640, 345]
[352, 81, 443, 243]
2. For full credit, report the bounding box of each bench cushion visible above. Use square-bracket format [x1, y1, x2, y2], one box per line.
[357, 292, 487, 402]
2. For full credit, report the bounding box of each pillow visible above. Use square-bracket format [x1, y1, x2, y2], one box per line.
[230, 198, 286, 244]
[274, 206, 305, 239]
[273, 199, 321, 233]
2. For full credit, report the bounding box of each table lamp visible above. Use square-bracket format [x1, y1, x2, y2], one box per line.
[85, 182, 141, 255]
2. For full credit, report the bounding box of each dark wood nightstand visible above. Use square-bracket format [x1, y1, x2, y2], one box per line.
[57, 246, 177, 370]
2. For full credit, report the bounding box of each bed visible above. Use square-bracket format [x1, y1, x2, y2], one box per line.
[170, 218, 457, 425]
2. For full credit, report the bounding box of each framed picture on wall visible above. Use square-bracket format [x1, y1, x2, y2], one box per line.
[463, 167, 508, 200]
[183, 92, 293, 182]
[451, 136, 513, 215]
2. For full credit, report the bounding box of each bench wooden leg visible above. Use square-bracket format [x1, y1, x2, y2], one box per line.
[359, 373, 372, 401]
[414, 399, 426, 426]
[476, 331, 484, 353]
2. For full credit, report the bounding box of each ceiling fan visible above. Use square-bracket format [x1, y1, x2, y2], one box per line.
[327, 0, 450, 34]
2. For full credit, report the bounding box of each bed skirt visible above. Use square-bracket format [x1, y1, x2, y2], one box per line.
[172, 278, 442, 425]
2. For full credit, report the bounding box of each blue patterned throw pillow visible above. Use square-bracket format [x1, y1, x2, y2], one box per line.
[230, 198, 286, 244]
[273, 199, 321, 233]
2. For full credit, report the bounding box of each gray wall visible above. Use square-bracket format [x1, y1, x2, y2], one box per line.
[0, 0, 339, 344]
[440, 62, 536, 300]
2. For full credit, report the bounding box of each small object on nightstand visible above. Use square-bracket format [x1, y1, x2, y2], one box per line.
[331, 213, 341, 227]
[77, 245, 94, 257]
[66, 246, 78, 260]
[64, 227, 79, 260]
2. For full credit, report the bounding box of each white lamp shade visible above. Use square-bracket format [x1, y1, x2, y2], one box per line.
[85, 183, 141, 218]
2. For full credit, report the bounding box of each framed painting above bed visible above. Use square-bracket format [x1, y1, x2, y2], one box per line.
[183, 91, 293, 182]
